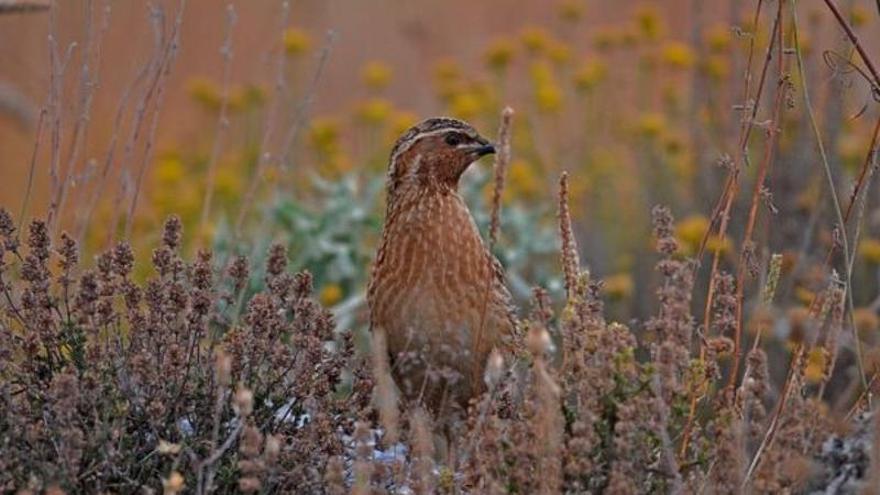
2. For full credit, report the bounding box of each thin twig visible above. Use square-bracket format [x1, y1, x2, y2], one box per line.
[696, 0, 773, 372]
[18, 107, 47, 232]
[199, 3, 237, 233]
[822, 0, 880, 87]
[124, 0, 187, 240]
[798, 0, 875, 397]
[277, 30, 337, 171]
[743, 344, 804, 486]
[51, 0, 110, 240]
[46, 0, 79, 234]
[728, 0, 786, 390]
[472, 107, 515, 389]
[233, 0, 291, 238]
[107, 5, 167, 245]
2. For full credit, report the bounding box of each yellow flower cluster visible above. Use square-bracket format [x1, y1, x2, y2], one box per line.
[705, 23, 731, 52]
[186, 77, 266, 113]
[361, 60, 392, 90]
[309, 117, 351, 178]
[283, 28, 312, 56]
[604, 273, 634, 300]
[674, 214, 731, 255]
[186, 77, 223, 111]
[520, 27, 552, 55]
[519, 26, 572, 66]
[557, 0, 585, 22]
[356, 98, 392, 126]
[859, 238, 880, 264]
[635, 112, 666, 138]
[319, 284, 344, 306]
[634, 5, 664, 41]
[484, 37, 516, 72]
[804, 347, 830, 384]
[530, 61, 563, 113]
[660, 41, 696, 70]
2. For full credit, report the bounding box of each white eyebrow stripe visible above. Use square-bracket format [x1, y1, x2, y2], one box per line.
[390, 127, 476, 164]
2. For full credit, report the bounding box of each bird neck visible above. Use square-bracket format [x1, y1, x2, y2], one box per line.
[385, 180, 459, 218]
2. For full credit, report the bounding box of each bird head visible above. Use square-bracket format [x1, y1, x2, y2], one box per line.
[387, 117, 495, 194]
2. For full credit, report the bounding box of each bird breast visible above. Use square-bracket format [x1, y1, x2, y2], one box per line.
[369, 189, 496, 354]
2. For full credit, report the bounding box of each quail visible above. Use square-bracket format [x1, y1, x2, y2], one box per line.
[367, 117, 518, 421]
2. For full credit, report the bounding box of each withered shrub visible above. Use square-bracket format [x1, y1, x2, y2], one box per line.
[0, 202, 873, 494]
[0, 209, 370, 493]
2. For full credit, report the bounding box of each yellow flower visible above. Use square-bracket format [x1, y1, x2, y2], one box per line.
[705, 235, 732, 255]
[214, 167, 240, 202]
[703, 55, 730, 81]
[432, 59, 463, 102]
[520, 26, 551, 55]
[851, 5, 869, 27]
[676, 215, 709, 250]
[228, 84, 267, 112]
[604, 273, 634, 300]
[505, 160, 542, 201]
[449, 92, 482, 120]
[360, 60, 392, 90]
[433, 58, 462, 85]
[356, 98, 392, 125]
[705, 23, 731, 52]
[320, 284, 343, 306]
[186, 77, 222, 111]
[634, 5, 664, 41]
[557, 0, 585, 22]
[389, 111, 418, 140]
[660, 41, 696, 70]
[530, 62, 563, 113]
[283, 28, 311, 56]
[484, 37, 516, 72]
[574, 59, 607, 92]
[635, 112, 666, 138]
[794, 287, 815, 306]
[317, 154, 352, 178]
[859, 238, 880, 263]
[155, 156, 185, 184]
[804, 347, 829, 384]
[309, 117, 341, 155]
[535, 83, 563, 113]
[547, 40, 572, 65]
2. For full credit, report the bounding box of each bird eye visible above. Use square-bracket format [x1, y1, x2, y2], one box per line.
[445, 133, 464, 146]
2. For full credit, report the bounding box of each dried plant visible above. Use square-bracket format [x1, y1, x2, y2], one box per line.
[0, 210, 363, 493]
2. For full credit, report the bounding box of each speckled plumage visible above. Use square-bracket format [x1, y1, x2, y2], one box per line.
[367, 117, 517, 419]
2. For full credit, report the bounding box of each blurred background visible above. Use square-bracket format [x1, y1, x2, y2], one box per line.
[0, 0, 879, 356]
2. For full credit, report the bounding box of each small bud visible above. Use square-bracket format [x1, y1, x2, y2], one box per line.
[162, 471, 185, 494]
[526, 324, 553, 357]
[238, 476, 262, 494]
[484, 348, 505, 387]
[233, 386, 254, 417]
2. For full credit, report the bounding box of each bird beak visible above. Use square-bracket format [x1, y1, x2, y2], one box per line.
[469, 143, 496, 158]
